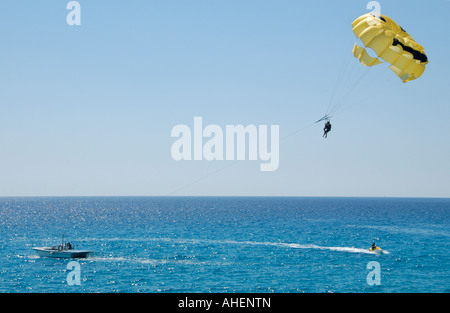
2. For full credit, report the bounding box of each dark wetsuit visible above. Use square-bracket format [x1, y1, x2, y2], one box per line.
[323, 122, 332, 138]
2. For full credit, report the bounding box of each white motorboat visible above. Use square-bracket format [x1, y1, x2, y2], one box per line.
[33, 246, 93, 258]
[33, 235, 93, 259]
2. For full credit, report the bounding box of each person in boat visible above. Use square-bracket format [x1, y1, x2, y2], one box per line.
[323, 121, 332, 138]
[67, 242, 73, 250]
[371, 242, 378, 250]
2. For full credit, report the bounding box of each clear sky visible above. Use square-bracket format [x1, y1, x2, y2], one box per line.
[0, 0, 449, 197]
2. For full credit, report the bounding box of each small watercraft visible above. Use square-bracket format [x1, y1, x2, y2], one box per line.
[369, 246, 382, 252]
[33, 235, 93, 259]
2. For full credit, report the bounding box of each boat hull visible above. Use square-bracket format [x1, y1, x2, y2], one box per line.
[33, 247, 93, 259]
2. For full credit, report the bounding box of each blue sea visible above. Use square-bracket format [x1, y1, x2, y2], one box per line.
[0, 197, 449, 293]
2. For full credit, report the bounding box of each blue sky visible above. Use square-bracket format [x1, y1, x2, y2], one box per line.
[0, 0, 449, 197]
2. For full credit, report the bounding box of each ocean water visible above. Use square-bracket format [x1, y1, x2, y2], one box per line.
[0, 197, 448, 293]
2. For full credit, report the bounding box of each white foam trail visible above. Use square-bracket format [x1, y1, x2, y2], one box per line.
[90, 256, 160, 265]
[211, 239, 387, 255]
[89, 255, 214, 266]
[244, 241, 384, 254]
[286, 243, 388, 254]
[79, 237, 388, 255]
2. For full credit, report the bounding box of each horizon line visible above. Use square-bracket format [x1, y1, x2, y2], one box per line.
[0, 195, 449, 199]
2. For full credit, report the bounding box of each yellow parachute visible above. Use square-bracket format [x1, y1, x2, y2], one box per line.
[352, 13, 428, 83]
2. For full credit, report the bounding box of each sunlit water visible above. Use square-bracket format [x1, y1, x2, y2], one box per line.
[0, 197, 448, 292]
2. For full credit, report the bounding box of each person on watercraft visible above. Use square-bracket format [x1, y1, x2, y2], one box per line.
[323, 121, 332, 138]
[371, 242, 377, 250]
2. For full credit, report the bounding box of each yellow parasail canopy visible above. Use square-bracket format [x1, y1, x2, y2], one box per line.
[352, 13, 428, 83]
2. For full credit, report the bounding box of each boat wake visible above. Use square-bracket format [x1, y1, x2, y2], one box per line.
[80, 237, 389, 257]
[89, 255, 215, 266]
[218, 240, 389, 255]
[286, 243, 390, 254]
